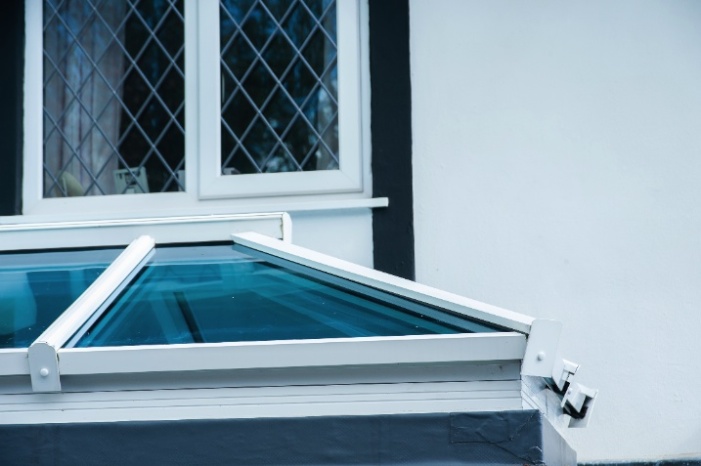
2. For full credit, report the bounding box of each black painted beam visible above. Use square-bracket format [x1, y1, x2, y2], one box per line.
[0, 1, 24, 216]
[369, 0, 415, 280]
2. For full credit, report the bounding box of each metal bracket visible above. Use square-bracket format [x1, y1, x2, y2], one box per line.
[563, 382, 598, 428]
[28, 342, 61, 392]
[551, 358, 579, 394]
[521, 319, 598, 428]
[521, 319, 562, 377]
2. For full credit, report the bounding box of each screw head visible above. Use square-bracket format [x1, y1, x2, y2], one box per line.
[39, 368, 50, 377]
[536, 351, 546, 361]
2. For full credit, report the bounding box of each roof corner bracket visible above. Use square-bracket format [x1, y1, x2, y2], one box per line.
[521, 319, 599, 427]
[521, 319, 562, 378]
[28, 342, 61, 393]
[562, 382, 599, 428]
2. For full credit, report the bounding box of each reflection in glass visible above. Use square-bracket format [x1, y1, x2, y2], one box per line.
[75, 245, 498, 348]
[0, 248, 121, 348]
[220, 0, 339, 174]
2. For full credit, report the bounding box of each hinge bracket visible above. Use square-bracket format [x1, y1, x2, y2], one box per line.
[28, 342, 61, 392]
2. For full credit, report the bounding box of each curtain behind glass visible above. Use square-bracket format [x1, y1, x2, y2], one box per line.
[43, 0, 126, 197]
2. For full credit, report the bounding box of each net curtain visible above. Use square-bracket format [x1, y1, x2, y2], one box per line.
[43, 0, 126, 197]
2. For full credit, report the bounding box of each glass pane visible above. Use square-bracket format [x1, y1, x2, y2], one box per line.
[0, 248, 122, 348]
[43, 0, 185, 197]
[220, 0, 339, 175]
[75, 245, 499, 348]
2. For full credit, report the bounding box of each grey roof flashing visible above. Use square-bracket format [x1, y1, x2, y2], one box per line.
[0, 410, 576, 465]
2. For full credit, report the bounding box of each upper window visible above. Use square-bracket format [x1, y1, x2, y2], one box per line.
[24, 0, 365, 215]
[42, 0, 186, 197]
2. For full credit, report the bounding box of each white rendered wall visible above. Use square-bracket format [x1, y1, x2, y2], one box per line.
[411, 0, 701, 462]
[290, 209, 374, 267]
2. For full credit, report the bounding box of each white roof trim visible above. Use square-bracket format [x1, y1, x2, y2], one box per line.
[232, 232, 534, 333]
[0, 220, 596, 427]
[0, 381, 524, 425]
[0, 349, 29, 376]
[0, 213, 290, 250]
[58, 333, 526, 376]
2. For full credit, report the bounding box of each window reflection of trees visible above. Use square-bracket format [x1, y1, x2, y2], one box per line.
[220, 0, 339, 175]
[119, 0, 185, 193]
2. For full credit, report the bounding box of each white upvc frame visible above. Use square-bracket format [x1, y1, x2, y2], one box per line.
[0, 223, 598, 426]
[0, 349, 29, 376]
[22, 0, 372, 219]
[0, 214, 290, 382]
[0, 212, 291, 250]
[15, 333, 528, 394]
[0, 221, 596, 426]
[0, 380, 525, 425]
[233, 232, 535, 333]
[58, 333, 526, 376]
[7, 228, 541, 395]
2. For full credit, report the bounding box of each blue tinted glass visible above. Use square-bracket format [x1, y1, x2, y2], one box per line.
[75, 245, 499, 347]
[0, 248, 122, 348]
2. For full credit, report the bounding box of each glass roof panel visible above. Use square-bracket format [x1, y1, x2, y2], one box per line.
[0, 248, 123, 348]
[74, 244, 500, 348]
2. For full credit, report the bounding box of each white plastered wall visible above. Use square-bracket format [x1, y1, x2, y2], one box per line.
[290, 210, 374, 268]
[410, 0, 701, 462]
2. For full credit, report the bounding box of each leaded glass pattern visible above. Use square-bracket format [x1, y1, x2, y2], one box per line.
[43, 0, 185, 197]
[220, 0, 339, 175]
[0, 248, 121, 348]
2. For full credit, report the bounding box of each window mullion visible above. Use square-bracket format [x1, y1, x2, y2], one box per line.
[195, 0, 222, 199]
[22, 0, 44, 214]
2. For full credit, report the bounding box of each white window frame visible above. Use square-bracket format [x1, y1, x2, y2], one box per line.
[18, 229, 536, 393]
[0, 220, 596, 426]
[22, 0, 372, 219]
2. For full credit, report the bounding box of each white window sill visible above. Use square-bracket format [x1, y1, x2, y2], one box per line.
[0, 197, 389, 228]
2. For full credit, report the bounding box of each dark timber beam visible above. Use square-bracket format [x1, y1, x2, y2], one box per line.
[370, 0, 415, 280]
[0, 1, 24, 216]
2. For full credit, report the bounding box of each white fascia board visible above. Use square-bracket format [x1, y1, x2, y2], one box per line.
[0, 350, 29, 376]
[232, 232, 534, 333]
[521, 319, 563, 378]
[0, 381, 524, 425]
[57, 333, 526, 376]
[0, 213, 290, 250]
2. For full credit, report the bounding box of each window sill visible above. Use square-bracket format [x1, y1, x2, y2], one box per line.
[2, 197, 389, 228]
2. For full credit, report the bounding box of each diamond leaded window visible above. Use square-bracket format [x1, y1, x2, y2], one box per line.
[220, 0, 338, 175]
[36, 0, 357, 205]
[43, 0, 186, 197]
